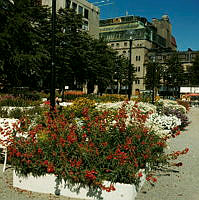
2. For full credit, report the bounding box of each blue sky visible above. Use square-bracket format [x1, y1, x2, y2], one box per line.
[89, 0, 199, 51]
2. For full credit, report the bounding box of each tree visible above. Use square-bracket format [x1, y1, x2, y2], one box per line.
[145, 61, 162, 92]
[0, 3, 131, 94]
[113, 55, 130, 94]
[164, 54, 184, 97]
[0, 0, 50, 89]
[189, 55, 199, 86]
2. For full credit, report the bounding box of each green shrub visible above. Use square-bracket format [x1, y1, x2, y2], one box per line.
[0, 107, 9, 118]
[95, 94, 127, 103]
[0, 95, 41, 107]
[9, 108, 24, 119]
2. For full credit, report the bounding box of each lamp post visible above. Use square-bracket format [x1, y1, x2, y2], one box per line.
[50, 0, 56, 110]
[151, 56, 156, 104]
[128, 37, 133, 101]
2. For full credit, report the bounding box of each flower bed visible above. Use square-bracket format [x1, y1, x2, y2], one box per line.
[2, 100, 189, 199]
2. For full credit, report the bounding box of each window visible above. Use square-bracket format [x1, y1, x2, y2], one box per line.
[78, 6, 83, 15]
[82, 20, 89, 31]
[135, 79, 140, 84]
[31, 0, 42, 6]
[123, 50, 126, 54]
[111, 43, 114, 47]
[136, 56, 141, 61]
[124, 42, 128, 47]
[72, 2, 77, 12]
[65, 0, 71, 8]
[84, 9, 89, 19]
[135, 66, 140, 72]
[116, 43, 120, 47]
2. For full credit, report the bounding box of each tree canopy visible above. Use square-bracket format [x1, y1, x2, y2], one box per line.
[188, 55, 199, 86]
[0, 1, 130, 93]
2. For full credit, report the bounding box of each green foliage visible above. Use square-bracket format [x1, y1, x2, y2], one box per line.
[165, 54, 184, 87]
[9, 108, 24, 119]
[145, 62, 162, 90]
[188, 55, 199, 85]
[94, 94, 127, 103]
[0, 0, 50, 88]
[0, 96, 40, 107]
[0, 106, 9, 118]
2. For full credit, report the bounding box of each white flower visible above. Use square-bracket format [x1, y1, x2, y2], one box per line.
[145, 113, 181, 137]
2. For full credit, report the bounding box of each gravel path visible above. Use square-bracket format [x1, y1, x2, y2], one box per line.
[0, 108, 198, 200]
[136, 107, 199, 200]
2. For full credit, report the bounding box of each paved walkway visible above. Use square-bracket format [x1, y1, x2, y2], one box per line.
[136, 107, 199, 200]
[0, 108, 198, 200]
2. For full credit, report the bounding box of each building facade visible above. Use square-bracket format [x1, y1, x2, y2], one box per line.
[42, 0, 100, 38]
[147, 49, 199, 92]
[99, 15, 177, 95]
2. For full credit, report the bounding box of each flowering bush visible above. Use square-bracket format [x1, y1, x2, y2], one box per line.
[177, 100, 190, 111]
[156, 99, 186, 114]
[160, 107, 190, 130]
[64, 91, 86, 95]
[96, 101, 156, 115]
[3, 101, 189, 198]
[63, 91, 87, 101]
[63, 97, 96, 118]
[145, 113, 181, 137]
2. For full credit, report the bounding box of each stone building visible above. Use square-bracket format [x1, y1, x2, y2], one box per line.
[147, 49, 199, 95]
[99, 15, 177, 95]
[41, 0, 100, 38]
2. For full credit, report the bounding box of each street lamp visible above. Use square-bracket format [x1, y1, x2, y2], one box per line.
[151, 55, 156, 104]
[128, 37, 133, 101]
[50, 0, 56, 110]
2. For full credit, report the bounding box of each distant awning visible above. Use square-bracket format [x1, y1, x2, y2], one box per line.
[186, 93, 199, 96]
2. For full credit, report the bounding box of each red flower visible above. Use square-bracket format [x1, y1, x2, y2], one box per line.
[101, 142, 108, 147]
[85, 170, 97, 180]
[16, 152, 21, 157]
[44, 101, 50, 105]
[43, 160, 48, 166]
[38, 148, 43, 154]
[106, 155, 113, 160]
[141, 141, 146, 145]
[47, 165, 55, 173]
[143, 154, 149, 159]
[134, 162, 138, 168]
[138, 172, 143, 177]
[26, 160, 31, 165]
[146, 176, 157, 183]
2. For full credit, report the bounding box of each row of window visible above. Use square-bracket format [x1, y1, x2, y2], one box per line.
[110, 42, 143, 48]
[152, 53, 197, 61]
[135, 66, 141, 72]
[134, 79, 140, 84]
[66, 1, 89, 19]
[120, 50, 142, 62]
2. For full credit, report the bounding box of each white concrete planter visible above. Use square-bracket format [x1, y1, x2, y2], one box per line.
[13, 170, 145, 200]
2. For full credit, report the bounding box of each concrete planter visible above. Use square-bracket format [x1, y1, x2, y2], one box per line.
[13, 170, 145, 200]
